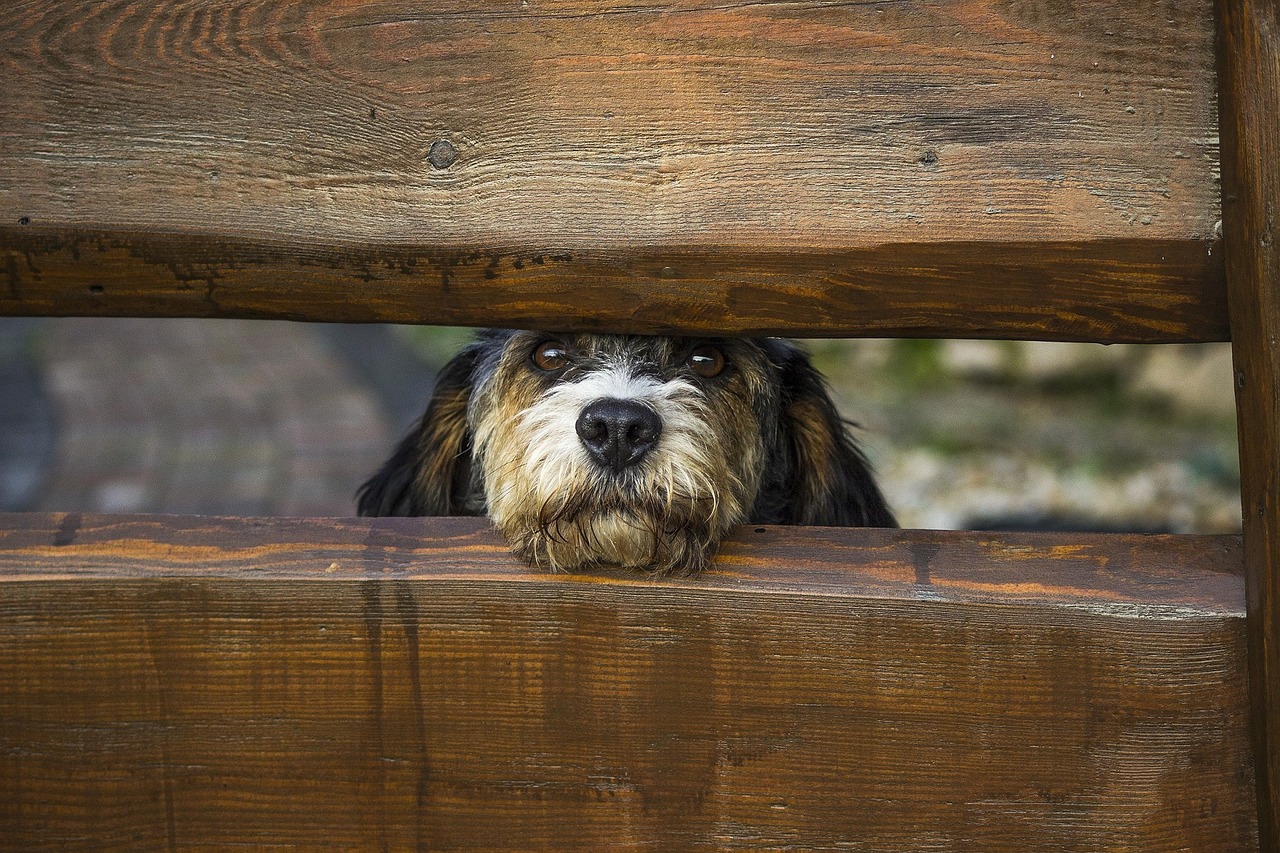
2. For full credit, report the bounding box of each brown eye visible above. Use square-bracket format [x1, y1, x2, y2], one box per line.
[686, 344, 726, 378]
[532, 340, 569, 371]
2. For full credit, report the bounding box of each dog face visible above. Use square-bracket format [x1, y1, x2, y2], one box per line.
[358, 330, 895, 574]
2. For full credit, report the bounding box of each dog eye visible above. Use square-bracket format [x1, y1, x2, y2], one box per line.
[531, 340, 570, 372]
[686, 344, 726, 378]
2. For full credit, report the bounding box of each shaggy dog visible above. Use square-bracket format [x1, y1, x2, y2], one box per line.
[358, 330, 895, 574]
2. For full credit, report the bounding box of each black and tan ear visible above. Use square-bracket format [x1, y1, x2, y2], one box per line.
[764, 340, 897, 528]
[356, 343, 482, 517]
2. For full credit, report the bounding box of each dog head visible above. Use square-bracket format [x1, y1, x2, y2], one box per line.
[358, 330, 895, 574]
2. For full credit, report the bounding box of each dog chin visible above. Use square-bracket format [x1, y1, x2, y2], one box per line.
[499, 505, 721, 576]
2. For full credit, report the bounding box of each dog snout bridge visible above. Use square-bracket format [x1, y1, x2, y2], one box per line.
[575, 399, 662, 473]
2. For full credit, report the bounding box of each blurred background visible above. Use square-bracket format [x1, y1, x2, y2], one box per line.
[0, 317, 1242, 533]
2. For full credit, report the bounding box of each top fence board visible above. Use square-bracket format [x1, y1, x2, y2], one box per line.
[1, 0, 1224, 341]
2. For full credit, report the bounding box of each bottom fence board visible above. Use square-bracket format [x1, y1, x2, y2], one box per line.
[0, 514, 1257, 851]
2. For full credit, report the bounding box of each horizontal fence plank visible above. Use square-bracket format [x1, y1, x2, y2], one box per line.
[0, 0, 1225, 341]
[0, 514, 1256, 850]
[2, 228, 1227, 341]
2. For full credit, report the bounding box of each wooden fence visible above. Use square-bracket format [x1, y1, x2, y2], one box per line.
[2, 0, 1277, 849]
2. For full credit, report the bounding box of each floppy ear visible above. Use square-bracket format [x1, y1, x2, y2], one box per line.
[766, 341, 897, 528]
[356, 343, 481, 517]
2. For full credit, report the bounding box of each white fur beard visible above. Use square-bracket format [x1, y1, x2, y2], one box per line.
[473, 365, 751, 574]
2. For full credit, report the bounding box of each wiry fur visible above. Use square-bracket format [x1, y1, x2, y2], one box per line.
[358, 330, 895, 574]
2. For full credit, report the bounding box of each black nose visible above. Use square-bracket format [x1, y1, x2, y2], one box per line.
[576, 399, 663, 473]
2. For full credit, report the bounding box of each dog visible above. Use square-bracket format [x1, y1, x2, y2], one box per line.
[358, 330, 895, 574]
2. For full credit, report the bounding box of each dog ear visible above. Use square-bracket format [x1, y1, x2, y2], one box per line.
[765, 341, 897, 528]
[356, 342, 481, 517]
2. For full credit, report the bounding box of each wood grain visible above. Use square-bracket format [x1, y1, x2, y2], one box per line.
[0, 0, 1224, 341]
[2, 226, 1227, 341]
[0, 513, 1256, 850]
[1219, 0, 1280, 848]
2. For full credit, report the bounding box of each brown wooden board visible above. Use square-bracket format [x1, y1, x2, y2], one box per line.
[1, 0, 1225, 341]
[0, 514, 1256, 850]
[1219, 0, 1280, 848]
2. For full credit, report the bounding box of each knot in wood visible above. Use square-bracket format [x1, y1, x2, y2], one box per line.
[428, 139, 458, 170]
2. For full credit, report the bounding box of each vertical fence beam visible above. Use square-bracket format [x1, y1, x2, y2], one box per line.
[1219, 0, 1280, 848]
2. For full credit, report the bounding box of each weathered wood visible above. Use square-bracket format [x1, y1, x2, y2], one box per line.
[0, 514, 1256, 850]
[2, 228, 1227, 341]
[1219, 0, 1280, 849]
[1, 0, 1224, 341]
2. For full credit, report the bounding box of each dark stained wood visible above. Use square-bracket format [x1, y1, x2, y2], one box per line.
[2, 226, 1227, 341]
[0, 0, 1225, 341]
[1219, 0, 1280, 848]
[0, 513, 1256, 850]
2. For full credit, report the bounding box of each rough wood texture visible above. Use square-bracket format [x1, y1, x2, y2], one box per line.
[0, 514, 1256, 850]
[1219, 0, 1280, 849]
[1, 0, 1224, 341]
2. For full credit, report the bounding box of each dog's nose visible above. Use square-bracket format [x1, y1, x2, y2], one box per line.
[576, 399, 662, 473]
